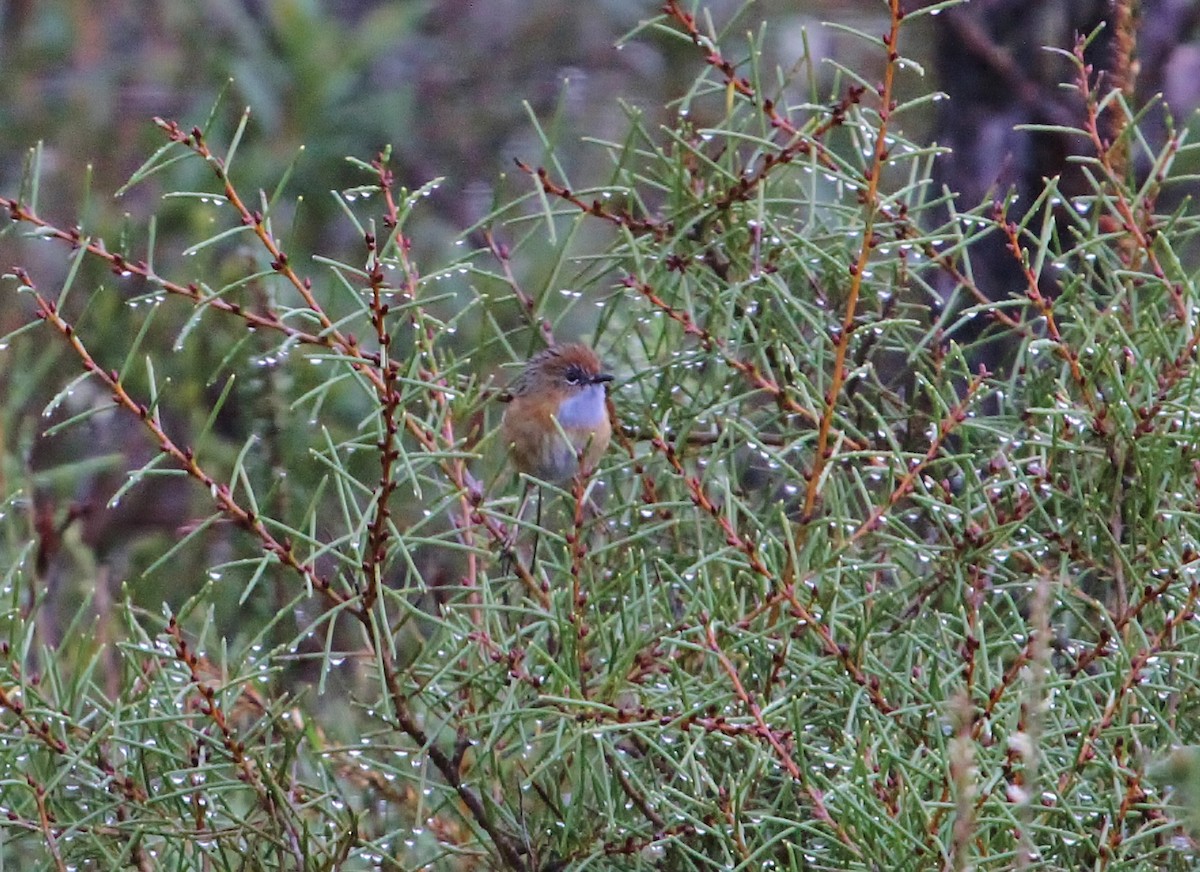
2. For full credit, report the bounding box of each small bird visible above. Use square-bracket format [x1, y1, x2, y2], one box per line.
[500, 343, 614, 482]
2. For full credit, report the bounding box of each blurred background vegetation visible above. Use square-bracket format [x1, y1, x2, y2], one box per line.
[6, 1, 1200, 868]
[0, 0, 901, 252]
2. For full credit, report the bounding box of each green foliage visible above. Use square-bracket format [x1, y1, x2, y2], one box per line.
[1, 2, 1200, 870]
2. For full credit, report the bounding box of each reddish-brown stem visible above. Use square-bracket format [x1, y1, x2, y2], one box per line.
[483, 228, 555, 346]
[849, 369, 989, 543]
[650, 433, 773, 579]
[166, 618, 306, 864]
[626, 275, 869, 450]
[997, 210, 1095, 412]
[360, 219, 401, 613]
[568, 472, 594, 698]
[30, 776, 66, 872]
[18, 270, 345, 604]
[800, 0, 904, 524]
[701, 620, 861, 855]
[514, 159, 667, 239]
[1073, 49, 1186, 320]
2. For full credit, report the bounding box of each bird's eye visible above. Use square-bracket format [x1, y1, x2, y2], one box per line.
[564, 365, 586, 385]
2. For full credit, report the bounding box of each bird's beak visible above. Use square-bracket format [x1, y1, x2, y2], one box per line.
[592, 373, 614, 385]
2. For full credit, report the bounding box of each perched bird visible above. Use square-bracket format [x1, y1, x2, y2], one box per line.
[500, 343, 614, 482]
